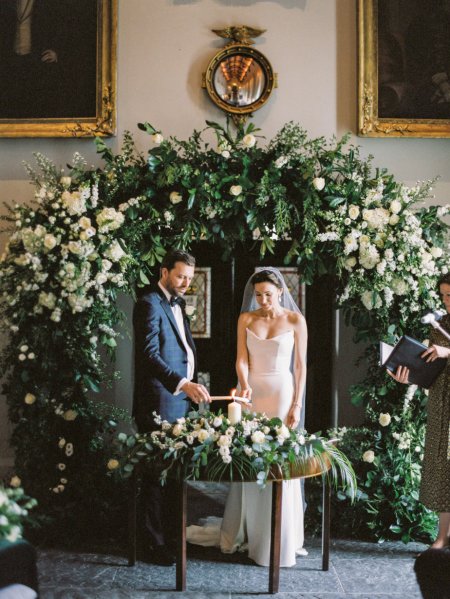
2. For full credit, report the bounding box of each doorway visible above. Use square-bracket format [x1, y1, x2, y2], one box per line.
[190, 241, 334, 433]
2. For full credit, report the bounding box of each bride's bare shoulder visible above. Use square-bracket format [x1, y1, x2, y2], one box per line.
[286, 310, 306, 326]
[238, 311, 254, 325]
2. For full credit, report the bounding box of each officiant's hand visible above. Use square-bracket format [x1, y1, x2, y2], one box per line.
[421, 344, 450, 362]
[182, 381, 211, 404]
[387, 365, 410, 384]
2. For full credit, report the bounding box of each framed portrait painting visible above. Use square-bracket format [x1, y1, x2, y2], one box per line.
[358, 0, 450, 137]
[0, 0, 116, 138]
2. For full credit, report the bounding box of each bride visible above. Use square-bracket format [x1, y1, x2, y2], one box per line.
[187, 267, 308, 567]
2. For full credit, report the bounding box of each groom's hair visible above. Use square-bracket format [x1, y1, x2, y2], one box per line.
[251, 270, 283, 289]
[162, 249, 196, 271]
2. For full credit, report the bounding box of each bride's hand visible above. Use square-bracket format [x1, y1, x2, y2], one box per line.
[241, 386, 252, 401]
[286, 404, 301, 429]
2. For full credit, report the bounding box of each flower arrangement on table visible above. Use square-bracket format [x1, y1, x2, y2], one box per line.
[0, 478, 37, 543]
[108, 408, 357, 496]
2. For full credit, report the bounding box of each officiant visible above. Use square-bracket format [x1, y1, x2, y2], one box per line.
[388, 272, 450, 550]
[133, 249, 211, 566]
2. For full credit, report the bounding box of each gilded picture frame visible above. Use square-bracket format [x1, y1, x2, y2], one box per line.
[0, 0, 116, 138]
[358, 0, 450, 137]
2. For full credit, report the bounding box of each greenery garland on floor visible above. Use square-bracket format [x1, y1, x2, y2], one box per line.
[0, 119, 448, 543]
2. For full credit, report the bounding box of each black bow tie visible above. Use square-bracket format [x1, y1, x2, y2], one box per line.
[170, 295, 185, 308]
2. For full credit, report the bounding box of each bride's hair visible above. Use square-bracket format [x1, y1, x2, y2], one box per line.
[250, 269, 283, 289]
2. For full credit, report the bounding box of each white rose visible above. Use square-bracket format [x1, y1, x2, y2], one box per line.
[362, 450, 375, 463]
[213, 416, 223, 428]
[312, 177, 325, 191]
[221, 150, 230, 159]
[430, 246, 443, 258]
[185, 305, 195, 317]
[104, 240, 125, 262]
[275, 156, 288, 168]
[242, 134, 256, 148]
[230, 185, 242, 196]
[378, 413, 391, 427]
[390, 200, 402, 214]
[344, 256, 357, 271]
[348, 205, 360, 220]
[251, 430, 266, 444]
[217, 435, 231, 447]
[44, 234, 57, 250]
[151, 133, 164, 144]
[169, 192, 182, 204]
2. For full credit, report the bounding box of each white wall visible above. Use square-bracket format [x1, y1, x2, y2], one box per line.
[1, 0, 449, 468]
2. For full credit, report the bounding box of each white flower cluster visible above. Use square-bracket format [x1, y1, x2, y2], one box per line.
[317, 177, 446, 317]
[119, 410, 317, 486]
[0, 163, 130, 335]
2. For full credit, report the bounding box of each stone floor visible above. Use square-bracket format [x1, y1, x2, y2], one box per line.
[36, 482, 427, 599]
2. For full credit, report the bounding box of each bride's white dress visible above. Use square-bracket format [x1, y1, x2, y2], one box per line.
[187, 328, 305, 567]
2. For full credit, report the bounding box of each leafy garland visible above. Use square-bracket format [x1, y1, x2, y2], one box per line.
[0, 119, 448, 542]
[108, 409, 357, 497]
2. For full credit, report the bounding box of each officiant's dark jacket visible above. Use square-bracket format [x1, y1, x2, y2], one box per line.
[133, 284, 197, 432]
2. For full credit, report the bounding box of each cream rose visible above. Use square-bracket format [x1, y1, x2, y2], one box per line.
[390, 199, 402, 214]
[107, 459, 119, 470]
[242, 134, 256, 148]
[348, 205, 360, 220]
[312, 177, 325, 191]
[362, 450, 375, 463]
[10, 475, 21, 488]
[251, 430, 266, 444]
[43, 234, 57, 250]
[24, 393, 36, 405]
[151, 133, 164, 145]
[63, 410, 78, 421]
[378, 413, 391, 427]
[172, 424, 184, 437]
[169, 191, 182, 204]
[230, 185, 242, 197]
[197, 429, 210, 443]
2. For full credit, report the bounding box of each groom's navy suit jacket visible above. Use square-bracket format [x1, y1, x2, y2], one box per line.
[133, 284, 197, 431]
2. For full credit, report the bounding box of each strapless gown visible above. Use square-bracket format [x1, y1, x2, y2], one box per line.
[187, 328, 305, 567]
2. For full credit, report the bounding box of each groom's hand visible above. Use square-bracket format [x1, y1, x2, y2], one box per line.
[181, 381, 211, 404]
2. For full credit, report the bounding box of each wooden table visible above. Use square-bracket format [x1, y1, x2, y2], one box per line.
[128, 463, 331, 595]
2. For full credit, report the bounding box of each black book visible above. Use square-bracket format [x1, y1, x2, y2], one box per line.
[380, 335, 447, 389]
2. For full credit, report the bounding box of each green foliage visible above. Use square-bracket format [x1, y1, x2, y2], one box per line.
[0, 120, 448, 544]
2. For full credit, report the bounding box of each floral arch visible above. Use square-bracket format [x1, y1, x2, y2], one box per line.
[0, 119, 448, 541]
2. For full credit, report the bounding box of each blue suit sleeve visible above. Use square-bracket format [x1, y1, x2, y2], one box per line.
[135, 297, 185, 394]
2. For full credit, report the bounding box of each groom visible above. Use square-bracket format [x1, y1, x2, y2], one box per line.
[133, 249, 211, 566]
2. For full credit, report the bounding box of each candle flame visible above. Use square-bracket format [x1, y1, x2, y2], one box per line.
[230, 388, 236, 400]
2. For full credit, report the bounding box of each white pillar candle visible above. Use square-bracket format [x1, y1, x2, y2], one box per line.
[228, 400, 241, 424]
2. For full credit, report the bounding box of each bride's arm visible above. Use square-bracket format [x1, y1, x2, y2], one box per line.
[287, 313, 308, 428]
[236, 313, 252, 399]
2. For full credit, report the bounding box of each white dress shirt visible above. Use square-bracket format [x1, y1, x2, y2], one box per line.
[158, 282, 195, 395]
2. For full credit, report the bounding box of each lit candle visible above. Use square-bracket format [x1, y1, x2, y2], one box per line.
[228, 389, 242, 424]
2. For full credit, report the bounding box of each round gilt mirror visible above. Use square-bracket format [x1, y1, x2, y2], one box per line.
[203, 39, 276, 122]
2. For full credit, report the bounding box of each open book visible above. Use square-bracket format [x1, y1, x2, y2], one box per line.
[380, 335, 447, 389]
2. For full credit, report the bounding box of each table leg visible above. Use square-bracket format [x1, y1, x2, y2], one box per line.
[176, 480, 187, 591]
[269, 480, 283, 594]
[322, 474, 331, 571]
[128, 470, 137, 567]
